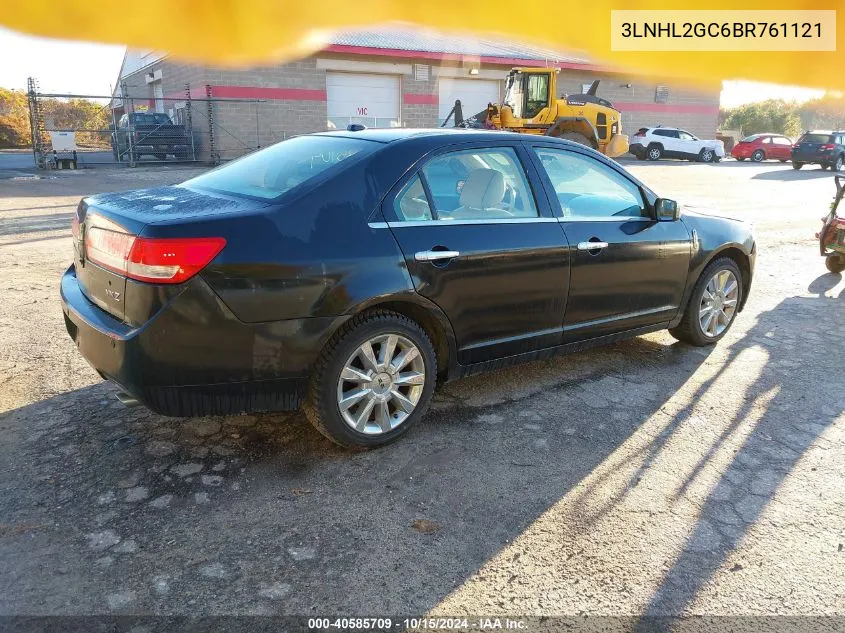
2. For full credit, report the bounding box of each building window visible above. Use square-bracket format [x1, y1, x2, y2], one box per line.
[414, 65, 430, 81]
[655, 85, 670, 104]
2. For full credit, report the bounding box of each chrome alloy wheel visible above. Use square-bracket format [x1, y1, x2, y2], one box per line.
[699, 269, 739, 338]
[336, 334, 426, 435]
[701, 149, 714, 162]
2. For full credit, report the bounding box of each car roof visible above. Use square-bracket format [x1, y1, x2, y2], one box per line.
[315, 128, 526, 144]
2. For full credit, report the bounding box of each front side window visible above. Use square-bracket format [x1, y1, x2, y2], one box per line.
[678, 131, 696, 141]
[184, 135, 377, 200]
[418, 147, 538, 220]
[534, 148, 647, 220]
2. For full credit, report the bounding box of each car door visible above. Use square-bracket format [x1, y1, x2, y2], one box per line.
[528, 144, 692, 341]
[381, 143, 570, 365]
[677, 130, 700, 158]
[652, 129, 678, 157]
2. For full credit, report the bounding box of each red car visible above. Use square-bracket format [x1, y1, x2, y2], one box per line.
[731, 133, 793, 162]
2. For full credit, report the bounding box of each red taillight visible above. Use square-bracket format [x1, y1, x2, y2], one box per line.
[634, 131, 645, 137]
[822, 143, 836, 150]
[84, 214, 225, 284]
[126, 237, 226, 283]
[792, 144, 800, 149]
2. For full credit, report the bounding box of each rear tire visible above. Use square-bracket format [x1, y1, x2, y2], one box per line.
[792, 162, 803, 170]
[826, 253, 845, 273]
[669, 257, 743, 346]
[303, 311, 437, 448]
[751, 149, 765, 162]
[647, 144, 663, 161]
[821, 163, 830, 171]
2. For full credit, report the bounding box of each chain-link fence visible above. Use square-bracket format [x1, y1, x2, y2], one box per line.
[26, 78, 295, 169]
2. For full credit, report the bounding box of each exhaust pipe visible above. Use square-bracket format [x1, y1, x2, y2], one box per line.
[115, 391, 140, 408]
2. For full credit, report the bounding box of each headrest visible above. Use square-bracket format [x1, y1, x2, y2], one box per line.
[459, 169, 505, 209]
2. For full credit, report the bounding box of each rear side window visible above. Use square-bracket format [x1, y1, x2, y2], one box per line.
[772, 137, 791, 145]
[184, 135, 377, 200]
[420, 147, 538, 220]
[394, 175, 433, 221]
[653, 129, 678, 138]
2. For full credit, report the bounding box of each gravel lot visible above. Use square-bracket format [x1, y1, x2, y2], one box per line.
[0, 160, 843, 628]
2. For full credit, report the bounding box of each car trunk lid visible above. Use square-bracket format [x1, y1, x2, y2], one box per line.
[73, 186, 265, 323]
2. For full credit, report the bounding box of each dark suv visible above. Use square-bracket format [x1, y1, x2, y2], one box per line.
[792, 131, 845, 171]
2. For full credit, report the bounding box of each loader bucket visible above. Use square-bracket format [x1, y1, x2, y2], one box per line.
[606, 134, 630, 158]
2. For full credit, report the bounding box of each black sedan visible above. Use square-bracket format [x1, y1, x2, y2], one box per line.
[61, 128, 755, 447]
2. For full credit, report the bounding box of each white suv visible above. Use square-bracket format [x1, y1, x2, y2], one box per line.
[630, 127, 725, 163]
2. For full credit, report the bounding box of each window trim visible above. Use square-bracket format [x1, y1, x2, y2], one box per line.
[381, 141, 555, 224]
[526, 143, 655, 222]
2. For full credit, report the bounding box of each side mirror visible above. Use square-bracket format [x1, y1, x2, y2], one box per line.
[655, 198, 680, 221]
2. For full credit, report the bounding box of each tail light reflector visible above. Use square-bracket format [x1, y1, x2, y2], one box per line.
[84, 214, 225, 284]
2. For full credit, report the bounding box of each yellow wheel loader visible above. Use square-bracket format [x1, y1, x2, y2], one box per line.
[442, 68, 629, 158]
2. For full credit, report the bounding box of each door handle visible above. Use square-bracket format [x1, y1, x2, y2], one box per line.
[415, 250, 460, 262]
[577, 241, 609, 251]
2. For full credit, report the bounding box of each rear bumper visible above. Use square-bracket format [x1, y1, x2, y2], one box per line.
[792, 151, 831, 163]
[60, 265, 339, 416]
[629, 143, 646, 157]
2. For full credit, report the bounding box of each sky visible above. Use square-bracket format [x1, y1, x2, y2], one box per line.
[0, 26, 829, 107]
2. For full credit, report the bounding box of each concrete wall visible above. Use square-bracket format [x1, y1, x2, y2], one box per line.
[118, 53, 721, 163]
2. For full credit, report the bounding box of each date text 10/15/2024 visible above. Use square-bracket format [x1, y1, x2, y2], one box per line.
[307, 617, 528, 630]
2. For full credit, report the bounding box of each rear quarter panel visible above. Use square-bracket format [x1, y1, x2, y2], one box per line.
[198, 143, 422, 323]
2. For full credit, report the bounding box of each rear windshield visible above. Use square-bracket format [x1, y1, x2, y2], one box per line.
[800, 133, 833, 144]
[183, 135, 377, 200]
[132, 113, 173, 125]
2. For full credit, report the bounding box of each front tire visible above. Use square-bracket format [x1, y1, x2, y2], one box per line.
[669, 257, 743, 346]
[751, 149, 765, 162]
[699, 148, 715, 163]
[558, 132, 593, 148]
[736, 157, 746, 162]
[826, 253, 845, 273]
[303, 311, 437, 448]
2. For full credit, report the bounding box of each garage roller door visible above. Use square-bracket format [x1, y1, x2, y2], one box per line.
[327, 72, 400, 130]
[438, 78, 501, 125]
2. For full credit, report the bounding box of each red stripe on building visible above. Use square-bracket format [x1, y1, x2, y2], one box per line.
[208, 86, 327, 101]
[322, 44, 610, 72]
[615, 102, 719, 115]
[404, 93, 438, 105]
